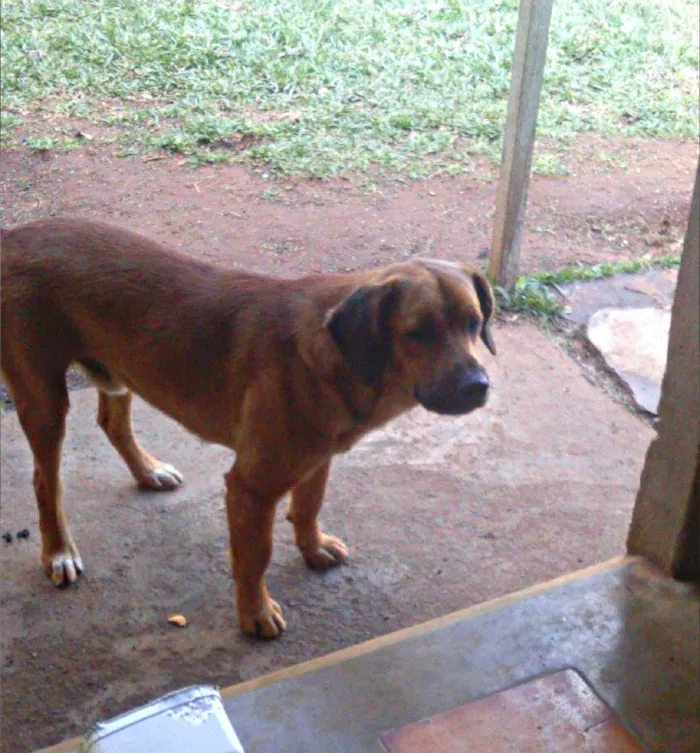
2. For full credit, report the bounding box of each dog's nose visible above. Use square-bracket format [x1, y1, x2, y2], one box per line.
[459, 369, 489, 397]
[415, 366, 490, 415]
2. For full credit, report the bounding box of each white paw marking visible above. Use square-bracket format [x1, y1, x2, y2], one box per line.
[50, 552, 84, 588]
[145, 464, 184, 490]
[100, 384, 129, 396]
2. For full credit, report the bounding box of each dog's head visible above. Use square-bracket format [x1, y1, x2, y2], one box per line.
[326, 259, 496, 415]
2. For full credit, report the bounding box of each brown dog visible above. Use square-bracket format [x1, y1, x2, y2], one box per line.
[1, 218, 496, 638]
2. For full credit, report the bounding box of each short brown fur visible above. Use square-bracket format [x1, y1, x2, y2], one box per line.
[1, 218, 495, 638]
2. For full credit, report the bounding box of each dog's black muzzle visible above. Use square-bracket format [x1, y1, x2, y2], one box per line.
[415, 367, 489, 415]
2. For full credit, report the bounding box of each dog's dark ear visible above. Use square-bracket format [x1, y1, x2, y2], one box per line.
[326, 281, 399, 385]
[471, 270, 497, 356]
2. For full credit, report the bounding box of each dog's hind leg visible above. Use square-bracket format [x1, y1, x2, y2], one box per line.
[5, 369, 82, 587]
[96, 390, 183, 491]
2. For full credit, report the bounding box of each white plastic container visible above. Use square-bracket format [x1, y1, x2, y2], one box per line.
[80, 685, 245, 753]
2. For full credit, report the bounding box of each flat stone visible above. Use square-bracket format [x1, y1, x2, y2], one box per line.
[562, 269, 678, 325]
[587, 307, 671, 414]
[620, 268, 678, 306]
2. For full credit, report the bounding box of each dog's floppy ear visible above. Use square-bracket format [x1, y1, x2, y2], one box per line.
[470, 270, 497, 356]
[326, 280, 400, 385]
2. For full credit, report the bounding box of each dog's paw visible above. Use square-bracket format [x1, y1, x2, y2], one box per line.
[303, 534, 349, 570]
[138, 463, 184, 491]
[240, 598, 287, 640]
[43, 546, 84, 588]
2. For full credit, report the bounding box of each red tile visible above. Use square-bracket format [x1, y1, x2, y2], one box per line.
[380, 669, 645, 753]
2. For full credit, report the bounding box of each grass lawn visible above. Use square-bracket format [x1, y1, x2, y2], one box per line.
[1, 0, 698, 177]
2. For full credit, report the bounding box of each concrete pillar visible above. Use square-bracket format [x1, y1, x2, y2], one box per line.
[627, 162, 700, 580]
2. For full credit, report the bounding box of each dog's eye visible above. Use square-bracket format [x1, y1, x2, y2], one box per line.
[464, 317, 481, 338]
[407, 318, 438, 344]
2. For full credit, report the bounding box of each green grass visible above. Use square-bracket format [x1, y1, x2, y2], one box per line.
[531, 253, 681, 285]
[496, 253, 681, 321]
[1, 0, 698, 176]
[496, 278, 565, 320]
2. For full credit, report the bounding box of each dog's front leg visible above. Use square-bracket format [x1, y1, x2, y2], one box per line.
[287, 460, 349, 570]
[224, 467, 286, 639]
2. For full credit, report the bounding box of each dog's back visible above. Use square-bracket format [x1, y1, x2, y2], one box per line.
[2, 217, 220, 320]
[1, 218, 257, 440]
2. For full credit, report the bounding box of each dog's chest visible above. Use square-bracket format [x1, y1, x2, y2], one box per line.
[331, 401, 413, 455]
[332, 425, 368, 454]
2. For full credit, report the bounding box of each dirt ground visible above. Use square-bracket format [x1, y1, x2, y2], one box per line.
[0, 136, 696, 753]
[1, 136, 696, 278]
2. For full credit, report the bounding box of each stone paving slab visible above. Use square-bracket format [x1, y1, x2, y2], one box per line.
[560, 268, 678, 415]
[561, 268, 677, 326]
[587, 308, 671, 415]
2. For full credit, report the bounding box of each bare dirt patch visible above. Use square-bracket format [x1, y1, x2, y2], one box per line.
[1, 136, 696, 280]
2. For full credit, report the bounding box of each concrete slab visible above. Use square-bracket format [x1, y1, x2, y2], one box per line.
[586, 308, 671, 415]
[223, 559, 700, 753]
[1, 324, 655, 753]
[561, 268, 677, 326]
